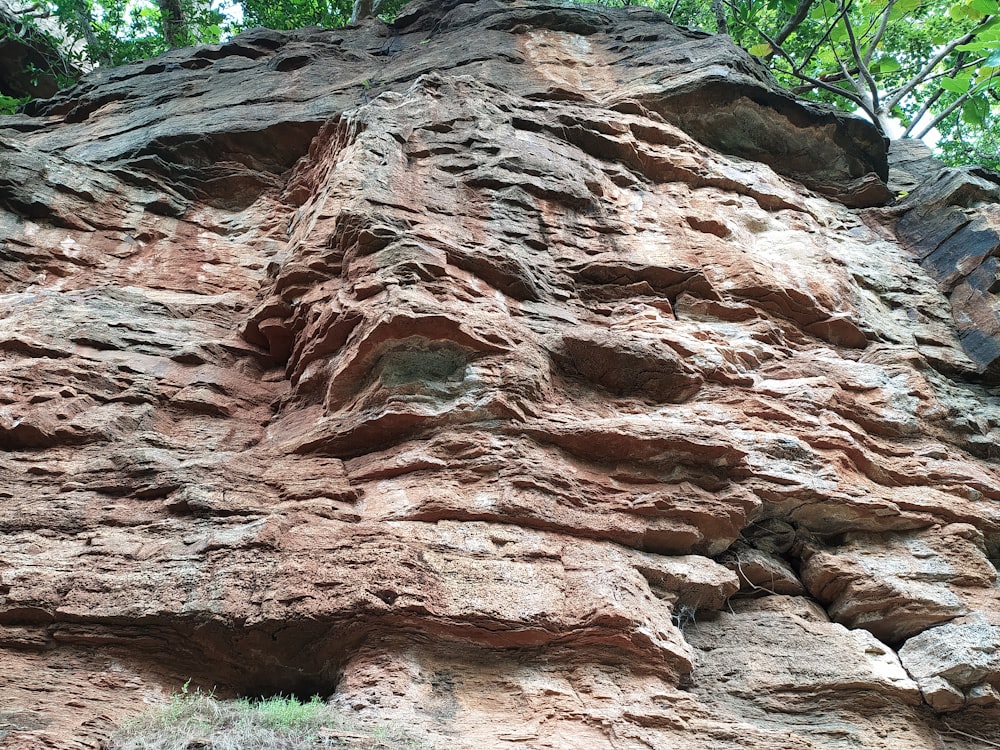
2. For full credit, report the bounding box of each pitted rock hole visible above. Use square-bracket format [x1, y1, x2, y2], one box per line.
[376, 341, 470, 392]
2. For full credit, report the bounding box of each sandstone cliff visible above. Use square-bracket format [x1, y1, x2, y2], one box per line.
[2, 1, 1000, 748]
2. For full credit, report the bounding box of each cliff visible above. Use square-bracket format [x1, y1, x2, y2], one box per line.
[2, 0, 1000, 747]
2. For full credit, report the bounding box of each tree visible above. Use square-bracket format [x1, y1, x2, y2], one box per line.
[646, 0, 1000, 168]
[239, 0, 353, 30]
[0, 0, 81, 107]
[350, 0, 389, 23]
[1, 0, 227, 69]
[238, 0, 405, 28]
[158, 0, 186, 47]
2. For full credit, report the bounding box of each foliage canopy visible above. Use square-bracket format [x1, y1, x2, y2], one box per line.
[0, 0, 997, 167]
[653, 0, 1000, 168]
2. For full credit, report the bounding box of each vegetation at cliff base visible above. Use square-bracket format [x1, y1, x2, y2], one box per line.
[107, 691, 426, 749]
[1, 0, 997, 168]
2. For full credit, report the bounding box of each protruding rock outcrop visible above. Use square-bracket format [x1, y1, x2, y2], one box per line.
[2, 1, 1000, 748]
[893, 155, 1000, 383]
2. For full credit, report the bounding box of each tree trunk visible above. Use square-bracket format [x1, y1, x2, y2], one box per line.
[350, 0, 386, 23]
[158, 0, 186, 48]
[67, 0, 110, 65]
[712, 0, 728, 35]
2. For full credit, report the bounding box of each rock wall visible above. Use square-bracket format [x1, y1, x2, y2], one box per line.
[2, 1, 1000, 747]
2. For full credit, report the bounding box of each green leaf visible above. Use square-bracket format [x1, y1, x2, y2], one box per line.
[949, 1, 971, 19]
[957, 40, 1000, 50]
[748, 42, 773, 56]
[972, 68, 1000, 91]
[970, 0, 999, 13]
[874, 56, 901, 73]
[830, 21, 849, 40]
[810, 0, 841, 19]
[962, 96, 990, 124]
[0, 94, 30, 115]
[940, 76, 969, 93]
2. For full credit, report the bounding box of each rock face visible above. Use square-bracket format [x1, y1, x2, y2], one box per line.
[2, 1, 1000, 748]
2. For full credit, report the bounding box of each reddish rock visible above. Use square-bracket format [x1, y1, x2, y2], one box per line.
[800, 524, 998, 644]
[1, 0, 1000, 748]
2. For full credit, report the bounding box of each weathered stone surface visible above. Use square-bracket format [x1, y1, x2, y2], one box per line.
[2, 0, 1000, 747]
[722, 541, 805, 596]
[893, 164, 1000, 380]
[800, 524, 998, 644]
[887, 138, 946, 194]
[900, 616, 1000, 713]
[687, 595, 922, 710]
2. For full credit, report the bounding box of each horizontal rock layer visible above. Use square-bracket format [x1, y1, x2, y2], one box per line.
[1, 0, 1000, 748]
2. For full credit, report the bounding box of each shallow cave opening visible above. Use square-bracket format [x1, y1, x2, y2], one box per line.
[161, 620, 365, 703]
[237, 673, 339, 703]
[175, 661, 343, 704]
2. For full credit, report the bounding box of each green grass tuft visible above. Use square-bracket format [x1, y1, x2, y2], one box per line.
[107, 690, 426, 750]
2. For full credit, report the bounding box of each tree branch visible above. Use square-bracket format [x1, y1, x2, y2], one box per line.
[915, 89, 971, 138]
[919, 55, 983, 84]
[884, 15, 993, 113]
[792, 0, 851, 75]
[838, 0, 881, 112]
[774, 0, 814, 46]
[863, 0, 894, 66]
[941, 723, 1000, 750]
[902, 88, 942, 137]
[759, 29, 879, 124]
[790, 67, 859, 93]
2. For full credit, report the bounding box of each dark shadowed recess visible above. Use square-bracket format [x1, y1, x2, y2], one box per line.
[120, 121, 325, 210]
[6, 614, 367, 700]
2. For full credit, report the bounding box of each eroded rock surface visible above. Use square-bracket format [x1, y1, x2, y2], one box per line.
[2, 0, 1000, 748]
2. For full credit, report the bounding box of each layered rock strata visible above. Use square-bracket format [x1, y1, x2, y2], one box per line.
[2, 1, 1000, 748]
